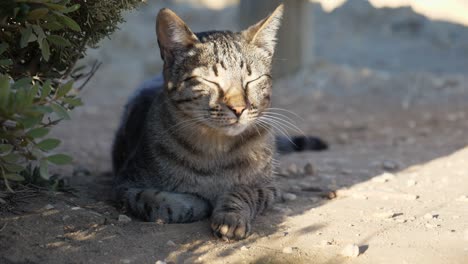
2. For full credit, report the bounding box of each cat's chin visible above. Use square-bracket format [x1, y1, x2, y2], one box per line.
[221, 123, 249, 137]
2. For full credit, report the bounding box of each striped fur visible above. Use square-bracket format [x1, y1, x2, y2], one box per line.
[112, 6, 284, 240]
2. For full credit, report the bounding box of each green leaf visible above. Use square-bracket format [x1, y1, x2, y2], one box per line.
[0, 42, 8, 55]
[55, 81, 73, 98]
[0, 144, 13, 153]
[62, 97, 83, 107]
[40, 159, 49, 179]
[26, 127, 50, 138]
[31, 105, 53, 114]
[0, 74, 10, 109]
[47, 154, 72, 165]
[45, 3, 66, 11]
[12, 77, 32, 90]
[18, 115, 43, 129]
[20, 27, 33, 48]
[36, 138, 61, 151]
[0, 59, 13, 66]
[4, 173, 25, 182]
[47, 35, 71, 47]
[40, 79, 52, 100]
[42, 21, 64, 31]
[51, 103, 70, 120]
[27, 8, 49, 20]
[58, 15, 81, 31]
[62, 4, 80, 14]
[32, 25, 46, 39]
[41, 39, 50, 61]
[3, 163, 25, 173]
[1, 153, 20, 163]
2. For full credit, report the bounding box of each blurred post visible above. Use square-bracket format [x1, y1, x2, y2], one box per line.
[239, 0, 314, 77]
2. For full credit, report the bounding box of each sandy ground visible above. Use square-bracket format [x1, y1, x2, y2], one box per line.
[1, 1, 468, 263]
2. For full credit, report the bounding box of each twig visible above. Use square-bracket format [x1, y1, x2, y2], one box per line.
[76, 60, 102, 91]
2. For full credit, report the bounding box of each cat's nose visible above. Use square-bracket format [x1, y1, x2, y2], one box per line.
[228, 105, 246, 117]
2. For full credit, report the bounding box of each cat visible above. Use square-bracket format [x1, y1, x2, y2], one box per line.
[112, 4, 327, 241]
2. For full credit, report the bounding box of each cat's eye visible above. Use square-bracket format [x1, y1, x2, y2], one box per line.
[245, 74, 271, 89]
[184, 76, 220, 88]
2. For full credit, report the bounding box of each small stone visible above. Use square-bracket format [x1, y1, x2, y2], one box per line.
[282, 247, 293, 254]
[287, 164, 298, 175]
[71, 206, 81, 210]
[240, 246, 249, 251]
[62, 215, 70, 221]
[166, 240, 176, 247]
[309, 197, 321, 203]
[406, 179, 417, 187]
[304, 163, 315, 175]
[382, 160, 399, 171]
[155, 261, 166, 264]
[118, 214, 132, 223]
[340, 244, 360, 257]
[372, 172, 395, 183]
[121, 260, 131, 264]
[44, 204, 55, 210]
[424, 213, 437, 220]
[283, 193, 297, 201]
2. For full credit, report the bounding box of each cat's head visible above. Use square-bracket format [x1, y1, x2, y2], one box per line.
[156, 5, 283, 136]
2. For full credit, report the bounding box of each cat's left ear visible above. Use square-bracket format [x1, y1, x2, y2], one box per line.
[156, 8, 199, 61]
[242, 4, 284, 54]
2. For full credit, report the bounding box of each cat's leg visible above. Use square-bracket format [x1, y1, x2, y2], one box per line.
[211, 185, 281, 240]
[122, 187, 212, 223]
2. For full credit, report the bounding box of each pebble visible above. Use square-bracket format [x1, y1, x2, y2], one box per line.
[283, 193, 297, 201]
[44, 204, 55, 210]
[424, 213, 437, 220]
[372, 172, 395, 183]
[62, 215, 70, 221]
[287, 164, 299, 175]
[304, 163, 315, 175]
[340, 244, 360, 257]
[240, 246, 249, 251]
[406, 179, 417, 187]
[118, 214, 132, 223]
[309, 197, 321, 203]
[425, 223, 440, 229]
[382, 160, 399, 171]
[71, 206, 81, 210]
[166, 240, 176, 247]
[282, 247, 293, 254]
[155, 261, 166, 264]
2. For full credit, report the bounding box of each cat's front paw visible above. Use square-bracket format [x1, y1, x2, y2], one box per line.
[211, 212, 251, 241]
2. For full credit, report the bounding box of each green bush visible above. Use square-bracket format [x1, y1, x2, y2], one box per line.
[0, 0, 142, 191]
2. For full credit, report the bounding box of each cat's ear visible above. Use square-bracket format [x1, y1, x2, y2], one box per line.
[242, 4, 284, 54]
[156, 8, 199, 60]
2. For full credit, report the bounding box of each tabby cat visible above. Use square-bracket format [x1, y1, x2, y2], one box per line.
[112, 4, 327, 240]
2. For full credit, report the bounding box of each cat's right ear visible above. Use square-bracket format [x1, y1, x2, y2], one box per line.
[156, 8, 199, 61]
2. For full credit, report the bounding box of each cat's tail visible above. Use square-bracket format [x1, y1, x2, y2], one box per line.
[276, 136, 328, 153]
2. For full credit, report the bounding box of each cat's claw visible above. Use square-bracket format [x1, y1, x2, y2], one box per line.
[211, 212, 251, 241]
